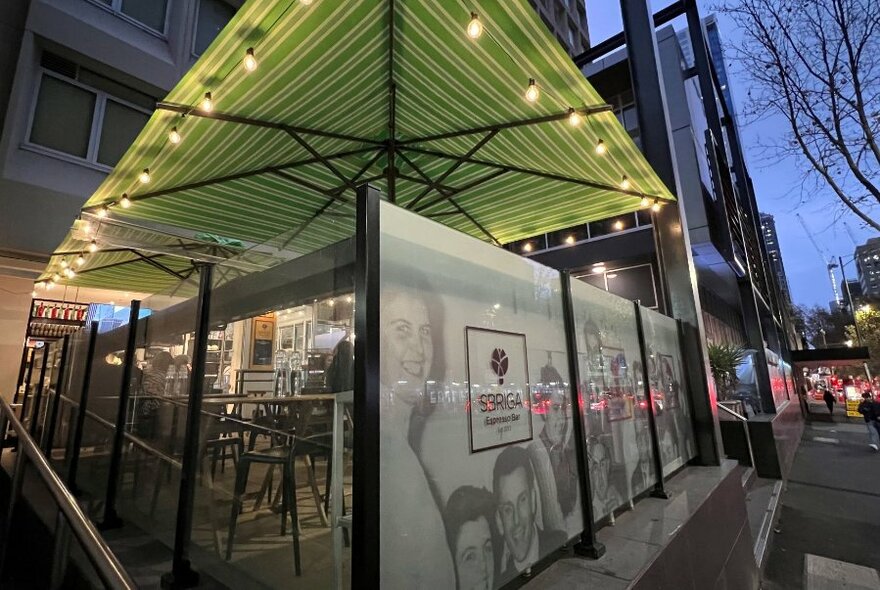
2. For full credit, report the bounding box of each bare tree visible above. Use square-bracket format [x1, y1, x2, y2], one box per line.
[719, 0, 880, 230]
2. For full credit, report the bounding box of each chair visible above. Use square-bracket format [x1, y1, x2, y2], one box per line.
[225, 433, 333, 576]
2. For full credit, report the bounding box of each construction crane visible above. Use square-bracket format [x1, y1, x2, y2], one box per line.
[796, 214, 841, 305]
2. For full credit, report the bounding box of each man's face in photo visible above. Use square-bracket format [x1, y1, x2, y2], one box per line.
[453, 516, 494, 590]
[496, 466, 536, 562]
[379, 291, 433, 390]
[544, 390, 569, 446]
[591, 443, 611, 498]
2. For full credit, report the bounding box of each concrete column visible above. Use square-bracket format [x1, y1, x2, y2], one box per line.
[620, 0, 722, 465]
[0, 275, 32, 400]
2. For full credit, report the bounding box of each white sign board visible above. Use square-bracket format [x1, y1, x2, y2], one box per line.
[465, 327, 533, 452]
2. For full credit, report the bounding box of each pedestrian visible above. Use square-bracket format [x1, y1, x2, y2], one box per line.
[857, 392, 880, 451]
[822, 387, 835, 415]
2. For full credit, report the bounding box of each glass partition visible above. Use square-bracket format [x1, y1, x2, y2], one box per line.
[47, 327, 92, 473]
[638, 307, 697, 476]
[378, 201, 579, 589]
[569, 278, 655, 522]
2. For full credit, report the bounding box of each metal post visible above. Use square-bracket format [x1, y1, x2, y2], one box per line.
[162, 265, 213, 590]
[43, 335, 71, 454]
[100, 301, 141, 530]
[14, 346, 30, 405]
[27, 346, 50, 436]
[353, 184, 380, 587]
[560, 273, 606, 558]
[840, 256, 862, 347]
[633, 302, 671, 498]
[19, 346, 36, 416]
[66, 322, 99, 493]
[0, 436, 27, 572]
[620, 0, 721, 465]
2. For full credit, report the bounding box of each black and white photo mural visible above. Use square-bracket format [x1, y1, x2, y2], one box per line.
[377, 203, 580, 589]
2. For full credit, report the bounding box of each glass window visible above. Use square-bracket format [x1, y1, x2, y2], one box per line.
[606, 265, 658, 308]
[97, 100, 150, 166]
[30, 76, 95, 158]
[194, 0, 236, 55]
[120, 0, 168, 32]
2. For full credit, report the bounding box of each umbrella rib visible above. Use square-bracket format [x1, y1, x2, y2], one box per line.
[156, 102, 384, 145]
[130, 249, 188, 280]
[272, 170, 350, 202]
[400, 146, 661, 201]
[396, 105, 612, 146]
[414, 169, 508, 213]
[48, 252, 167, 280]
[83, 147, 376, 211]
[283, 129, 358, 191]
[406, 130, 498, 211]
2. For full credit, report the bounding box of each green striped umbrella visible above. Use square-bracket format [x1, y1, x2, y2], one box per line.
[43, 0, 674, 294]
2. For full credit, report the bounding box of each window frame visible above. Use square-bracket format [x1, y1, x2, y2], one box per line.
[25, 66, 153, 171]
[86, 0, 170, 37]
[191, 0, 238, 58]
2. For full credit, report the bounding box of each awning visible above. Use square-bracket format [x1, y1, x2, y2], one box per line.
[38, 0, 675, 295]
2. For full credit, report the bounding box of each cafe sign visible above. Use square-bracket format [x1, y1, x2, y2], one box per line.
[465, 327, 533, 452]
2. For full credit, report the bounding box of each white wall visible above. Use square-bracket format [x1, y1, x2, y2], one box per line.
[0, 275, 32, 399]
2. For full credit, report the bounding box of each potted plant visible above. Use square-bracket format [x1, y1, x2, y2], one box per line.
[707, 343, 747, 401]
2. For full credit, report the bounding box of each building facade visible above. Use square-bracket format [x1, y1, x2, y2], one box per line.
[0, 0, 242, 394]
[760, 213, 793, 311]
[527, 0, 590, 55]
[855, 237, 880, 300]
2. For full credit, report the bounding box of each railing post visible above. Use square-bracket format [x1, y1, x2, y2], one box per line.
[100, 300, 141, 530]
[162, 264, 213, 590]
[0, 432, 27, 573]
[42, 335, 71, 454]
[13, 346, 30, 405]
[18, 347, 37, 419]
[560, 273, 606, 559]
[65, 322, 99, 493]
[28, 347, 50, 437]
[353, 184, 381, 587]
[634, 302, 671, 499]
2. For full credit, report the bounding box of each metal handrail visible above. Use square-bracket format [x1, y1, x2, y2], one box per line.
[718, 402, 748, 421]
[0, 395, 137, 589]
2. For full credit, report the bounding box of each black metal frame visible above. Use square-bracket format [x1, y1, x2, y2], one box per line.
[633, 302, 671, 499]
[42, 335, 70, 454]
[162, 265, 213, 590]
[65, 321, 99, 492]
[560, 273, 606, 558]
[18, 347, 36, 408]
[27, 345, 51, 437]
[100, 300, 141, 530]
[353, 184, 381, 586]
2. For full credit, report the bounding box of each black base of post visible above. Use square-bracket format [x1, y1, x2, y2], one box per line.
[97, 508, 123, 531]
[573, 537, 606, 559]
[160, 562, 199, 590]
[650, 487, 672, 500]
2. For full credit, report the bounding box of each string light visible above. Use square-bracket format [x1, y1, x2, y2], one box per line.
[76, 254, 86, 267]
[97, 205, 109, 218]
[244, 47, 258, 72]
[82, 220, 92, 234]
[60, 258, 69, 269]
[652, 199, 662, 212]
[300, 0, 314, 4]
[565, 235, 576, 245]
[89, 240, 98, 253]
[640, 196, 650, 208]
[46, 282, 54, 290]
[620, 175, 631, 190]
[201, 92, 214, 112]
[169, 126, 181, 144]
[467, 12, 483, 39]
[65, 268, 76, 279]
[52, 273, 61, 283]
[525, 78, 539, 103]
[522, 242, 533, 253]
[31, 290, 37, 298]
[568, 108, 582, 127]
[120, 193, 132, 208]
[595, 139, 607, 155]
[36, 281, 45, 290]
[138, 168, 151, 184]
[613, 220, 624, 231]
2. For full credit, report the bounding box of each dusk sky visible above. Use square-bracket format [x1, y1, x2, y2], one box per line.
[584, 0, 879, 310]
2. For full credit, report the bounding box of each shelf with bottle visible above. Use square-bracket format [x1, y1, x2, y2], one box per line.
[30, 299, 89, 324]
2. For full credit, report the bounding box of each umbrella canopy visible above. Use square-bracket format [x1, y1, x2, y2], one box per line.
[38, 0, 674, 294]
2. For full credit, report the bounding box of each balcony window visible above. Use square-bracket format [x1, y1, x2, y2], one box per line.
[98, 0, 168, 33]
[194, 0, 237, 56]
[29, 53, 153, 168]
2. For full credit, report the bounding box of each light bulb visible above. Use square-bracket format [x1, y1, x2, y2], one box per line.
[169, 126, 181, 144]
[244, 47, 257, 72]
[525, 78, 539, 103]
[522, 242, 533, 253]
[89, 240, 98, 253]
[46, 282, 54, 290]
[201, 92, 213, 112]
[300, 0, 314, 4]
[620, 175, 631, 190]
[565, 235, 576, 245]
[52, 273, 61, 283]
[82, 221, 92, 234]
[595, 139, 607, 155]
[76, 254, 85, 267]
[467, 12, 483, 39]
[31, 290, 37, 298]
[120, 193, 132, 208]
[640, 196, 650, 208]
[138, 168, 151, 184]
[613, 220, 624, 231]
[36, 281, 45, 290]
[60, 259, 69, 269]
[568, 108, 582, 126]
[66, 268, 76, 279]
[652, 199, 661, 212]
[97, 205, 109, 218]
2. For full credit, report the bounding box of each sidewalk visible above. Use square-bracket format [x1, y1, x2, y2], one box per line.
[762, 418, 880, 589]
